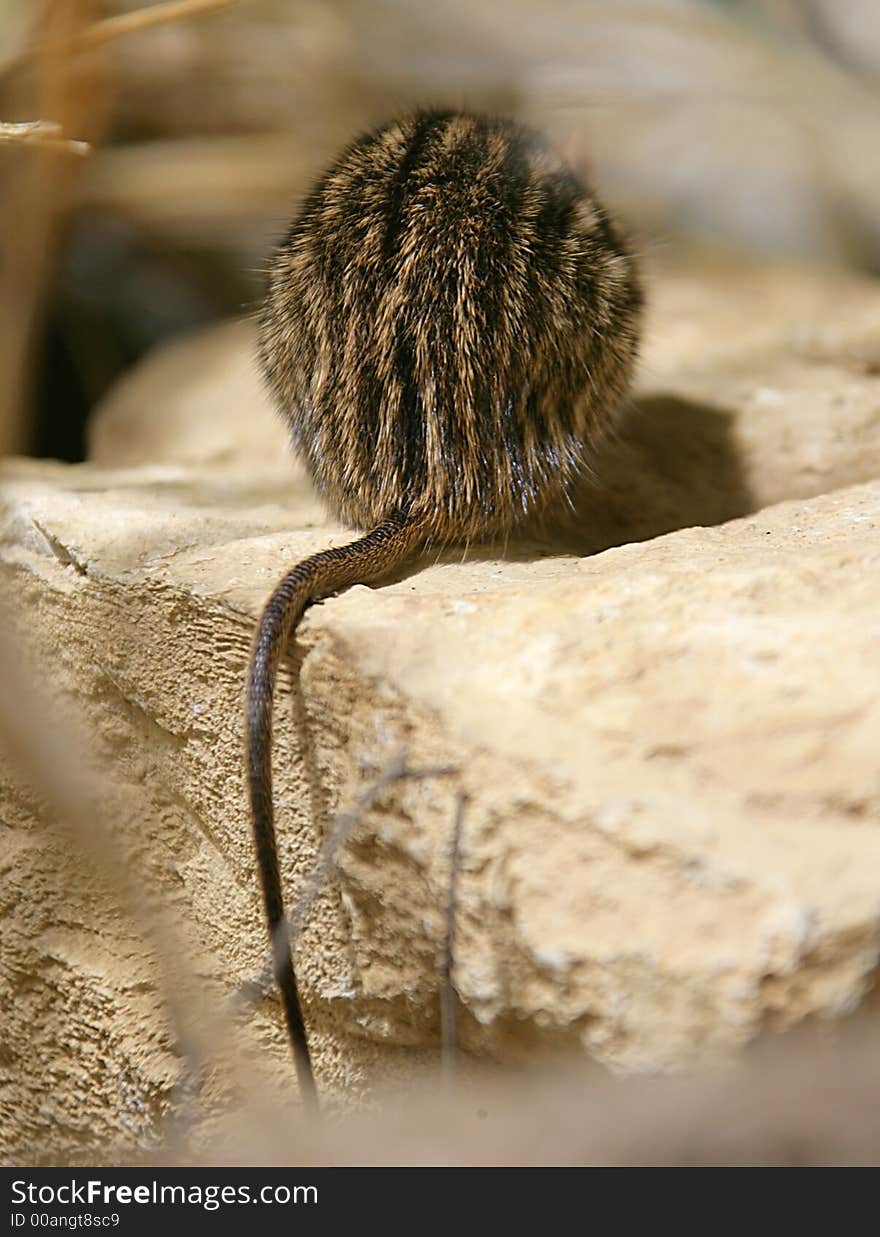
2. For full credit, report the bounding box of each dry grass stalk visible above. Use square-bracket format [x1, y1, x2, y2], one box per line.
[237, 752, 459, 1009]
[440, 790, 467, 1082]
[62, 0, 240, 53]
[0, 0, 239, 458]
[0, 117, 90, 153]
[0, 622, 225, 1089]
[0, 0, 102, 458]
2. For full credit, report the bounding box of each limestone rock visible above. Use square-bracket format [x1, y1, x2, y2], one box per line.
[2, 249, 880, 1163]
[86, 318, 289, 471]
[87, 249, 880, 554]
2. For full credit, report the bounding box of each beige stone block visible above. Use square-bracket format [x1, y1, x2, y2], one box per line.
[2, 249, 879, 1162]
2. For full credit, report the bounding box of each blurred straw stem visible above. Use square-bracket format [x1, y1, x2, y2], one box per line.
[0, 613, 288, 1135]
[0, 624, 215, 1087]
[0, 0, 239, 460]
[40, 0, 240, 56]
[0, 1, 100, 459]
[0, 118, 90, 153]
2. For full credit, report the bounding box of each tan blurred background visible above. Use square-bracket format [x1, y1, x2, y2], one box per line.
[2, 0, 880, 458]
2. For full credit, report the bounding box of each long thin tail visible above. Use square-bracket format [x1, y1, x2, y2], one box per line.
[246, 510, 423, 1102]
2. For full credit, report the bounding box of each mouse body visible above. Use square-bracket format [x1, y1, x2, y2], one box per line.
[249, 110, 642, 1101]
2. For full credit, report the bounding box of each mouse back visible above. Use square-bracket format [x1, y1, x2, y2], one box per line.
[258, 110, 641, 539]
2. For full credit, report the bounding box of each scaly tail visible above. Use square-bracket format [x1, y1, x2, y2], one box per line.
[246, 510, 423, 1102]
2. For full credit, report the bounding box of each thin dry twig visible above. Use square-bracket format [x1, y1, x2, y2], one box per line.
[0, 0, 237, 456]
[0, 0, 101, 458]
[0, 119, 90, 155]
[55, 0, 239, 54]
[237, 751, 459, 1009]
[441, 790, 467, 1082]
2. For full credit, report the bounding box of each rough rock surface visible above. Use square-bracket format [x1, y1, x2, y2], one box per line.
[2, 249, 879, 1163]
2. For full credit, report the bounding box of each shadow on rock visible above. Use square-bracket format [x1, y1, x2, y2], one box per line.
[552, 393, 757, 556]
[412, 393, 757, 573]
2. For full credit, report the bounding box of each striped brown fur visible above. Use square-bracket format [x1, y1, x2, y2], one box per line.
[249, 110, 642, 1101]
[259, 109, 642, 538]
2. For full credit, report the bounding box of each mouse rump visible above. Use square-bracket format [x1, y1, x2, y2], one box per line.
[249, 108, 643, 1100]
